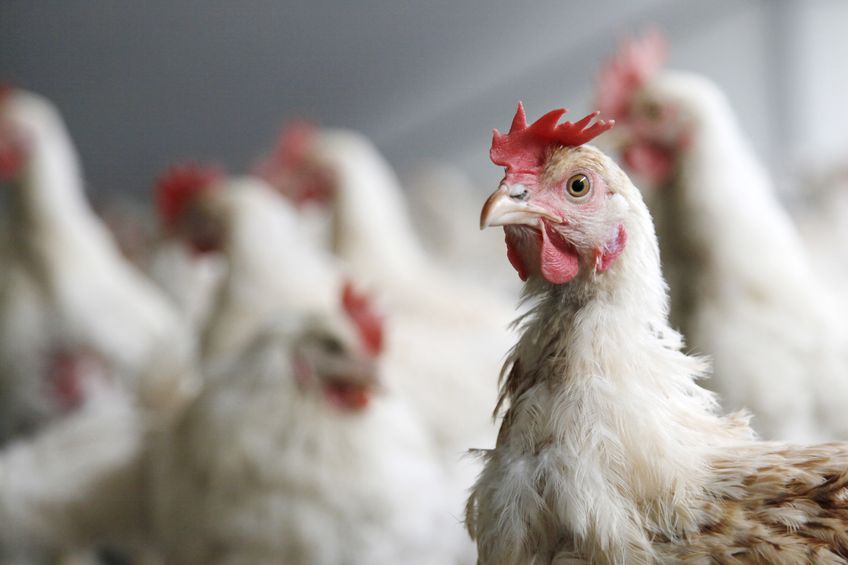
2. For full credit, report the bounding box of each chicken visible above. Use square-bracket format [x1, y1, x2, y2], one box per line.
[153, 165, 340, 368]
[467, 102, 848, 564]
[153, 292, 473, 565]
[593, 32, 848, 441]
[146, 237, 225, 333]
[256, 124, 511, 452]
[0, 87, 196, 562]
[0, 371, 145, 564]
[792, 162, 848, 319]
[0, 88, 197, 442]
[147, 164, 227, 333]
[256, 122, 515, 327]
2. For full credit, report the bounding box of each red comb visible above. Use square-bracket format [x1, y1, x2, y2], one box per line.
[341, 281, 384, 358]
[596, 30, 667, 120]
[154, 163, 223, 229]
[490, 102, 614, 172]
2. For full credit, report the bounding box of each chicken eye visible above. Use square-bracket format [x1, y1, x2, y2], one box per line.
[566, 174, 591, 198]
[318, 335, 345, 355]
[644, 100, 663, 121]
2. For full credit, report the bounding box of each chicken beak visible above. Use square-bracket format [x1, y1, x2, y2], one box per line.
[480, 184, 557, 229]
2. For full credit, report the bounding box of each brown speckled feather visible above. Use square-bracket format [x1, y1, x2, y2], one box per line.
[660, 443, 848, 564]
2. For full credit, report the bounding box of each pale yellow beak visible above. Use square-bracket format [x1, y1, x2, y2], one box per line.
[479, 184, 559, 230]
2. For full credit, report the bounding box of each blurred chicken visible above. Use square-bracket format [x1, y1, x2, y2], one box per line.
[146, 164, 228, 333]
[0, 372, 146, 564]
[0, 86, 196, 562]
[153, 165, 340, 369]
[404, 163, 520, 295]
[594, 33, 848, 441]
[792, 162, 848, 318]
[256, 124, 512, 452]
[469, 102, 848, 564]
[146, 237, 225, 333]
[153, 294, 473, 565]
[256, 122, 515, 326]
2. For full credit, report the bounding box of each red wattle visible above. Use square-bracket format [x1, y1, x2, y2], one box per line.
[504, 229, 530, 281]
[324, 382, 370, 411]
[540, 222, 580, 284]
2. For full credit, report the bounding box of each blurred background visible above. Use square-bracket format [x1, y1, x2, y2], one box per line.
[3, 0, 847, 199]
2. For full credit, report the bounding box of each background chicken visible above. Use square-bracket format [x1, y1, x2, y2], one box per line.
[0, 87, 199, 564]
[469, 102, 848, 564]
[594, 32, 848, 442]
[153, 293, 473, 565]
[0, 372, 146, 564]
[255, 124, 511, 453]
[791, 160, 848, 319]
[152, 164, 341, 369]
[0, 87, 197, 444]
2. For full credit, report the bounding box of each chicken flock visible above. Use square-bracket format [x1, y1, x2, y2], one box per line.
[3, 30, 848, 564]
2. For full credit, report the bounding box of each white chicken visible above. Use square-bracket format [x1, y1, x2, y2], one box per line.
[0, 86, 196, 563]
[468, 101, 848, 564]
[145, 237, 225, 333]
[0, 87, 196, 442]
[147, 164, 228, 334]
[152, 165, 340, 368]
[256, 124, 512, 453]
[594, 33, 848, 441]
[153, 298, 473, 565]
[0, 372, 145, 564]
[792, 162, 848, 319]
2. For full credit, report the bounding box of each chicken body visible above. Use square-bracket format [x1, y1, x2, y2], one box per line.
[146, 238, 225, 333]
[0, 376, 146, 563]
[468, 105, 848, 564]
[600, 51, 848, 441]
[0, 88, 195, 562]
[0, 89, 196, 442]
[154, 312, 472, 565]
[165, 175, 340, 368]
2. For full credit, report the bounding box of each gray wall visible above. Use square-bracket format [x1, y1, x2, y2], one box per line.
[0, 0, 841, 199]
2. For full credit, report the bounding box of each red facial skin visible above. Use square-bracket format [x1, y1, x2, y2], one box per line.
[322, 379, 371, 411]
[255, 121, 336, 208]
[619, 105, 691, 187]
[0, 124, 28, 182]
[264, 159, 336, 208]
[623, 140, 675, 185]
[0, 86, 29, 182]
[292, 352, 375, 413]
[500, 166, 627, 285]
